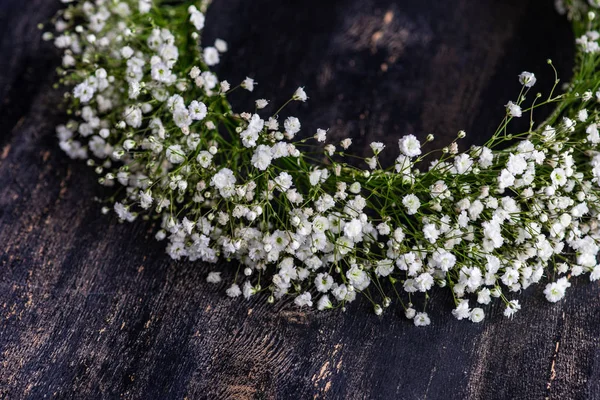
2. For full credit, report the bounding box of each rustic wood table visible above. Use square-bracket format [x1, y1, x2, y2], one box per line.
[1, 0, 598, 398]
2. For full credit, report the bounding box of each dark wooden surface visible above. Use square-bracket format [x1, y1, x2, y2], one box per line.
[1, 0, 598, 399]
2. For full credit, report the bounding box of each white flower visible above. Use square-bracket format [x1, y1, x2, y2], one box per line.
[188, 100, 207, 120]
[563, 117, 576, 132]
[503, 300, 521, 318]
[478, 146, 494, 168]
[317, 295, 333, 310]
[139, 0, 152, 14]
[226, 283, 241, 297]
[196, 151, 213, 168]
[215, 38, 228, 52]
[343, 218, 363, 240]
[402, 194, 421, 215]
[587, 123, 600, 143]
[255, 99, 269, 109]
[430, 249, 456, 271]
[477, 288, 491, 305]
[422, 223, 439, 243]
[469, 308, 485, 323]
[120, 46, 134, 59]
[189, 8, 205, 30]
[498, 169, 515, 190]
[370, 142, 385, 155]
[274, 172, 293, 191]
[415, 272, 434, 291]
[315, 273, 334, 292]
[123, 139, 136, 151]
[518, 71, 537, 87]
[293, 87, 308, 102]
[203, 46, 220, 66]
[114, 202, 136, 222]
[454, 153, 473, 174]
[377, 222, 391, 236]
[452, 299, 471, 320]
[324, 144, 336, 156]
[590, 265, 600, 281]
[399, 134, 421, 158]
[482, 219, 504, 249]
[315, 128, 328, 142]
[506, 153, 527, 175]
[139, 191, 153, 209]
[128, 81, 141, 99]
[284, 116, 301, 137]
[166, 144, 186, 164]
[544, 277, 571, 302]
[346, 265, 369, 289]
[251, 145, 273, 170]
[340, 138, 352, 150]
[551, 168, 567, 187]
[73, 81, 94, 103]
[211, 168, 237, 198]
[505, 101, 522, 117]
[151, 62, 172, 83]
[295, 292, 313, 307]
[242, 77, 255, 92]
[413, 312, 431, 327]
[219, 80, 230, 92]
[207, 272, 222, 283]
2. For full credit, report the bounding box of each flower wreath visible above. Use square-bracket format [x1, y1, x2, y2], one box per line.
[45, 0, 600, 325]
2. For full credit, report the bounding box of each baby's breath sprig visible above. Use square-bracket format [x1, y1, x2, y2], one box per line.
[46, 0, 600, 325]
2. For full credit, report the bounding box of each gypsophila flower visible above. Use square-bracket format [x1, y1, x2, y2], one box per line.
[504, 300, 521, 318]
[51, 0, 600, 326]
[295, 292, 313, 307]
[293, 87, 308, 102]
[188, 100, 207, 120]
[242, 77, 255, 92]
[256, 99, 269, 109]
[544, 277, 571, 302]
[189, 6, 205, 30]
[414, 312, 431, 327]
[207, 272, 222, 284]
[469, 308, 485, 323]
[519, 71, 537, 87]
[370, 142, 385, 155]
[505, 101, 522, 117]
[166, 144, 186, 164]
[340, 138, 352, 150]
[215, 38, 228, 52]
[402, 194, 421, 215]
[284, 116, 301, 137]
[203, 46, 220, 66]
[399, 134, 421, 157]
[315, 128, 327, 142]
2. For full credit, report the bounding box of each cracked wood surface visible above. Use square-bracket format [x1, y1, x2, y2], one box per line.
[1, 0, 599, 399]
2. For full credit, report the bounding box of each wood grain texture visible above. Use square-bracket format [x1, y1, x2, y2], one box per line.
[0, 0, 598, 399]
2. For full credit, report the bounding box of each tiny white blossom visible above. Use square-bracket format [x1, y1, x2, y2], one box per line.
[242, 77, 255, 92]
[402, 194, 421, 215]
[293, 87, 308, 102]
[207, 272, 222, 284]
[518, 71, 537, 87]
[414, 312, 431, 327]
[399, 134, 421, 158]
[505, 101, 522, 117]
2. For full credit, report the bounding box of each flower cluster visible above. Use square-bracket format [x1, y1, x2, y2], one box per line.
[46, 0, 600, 325]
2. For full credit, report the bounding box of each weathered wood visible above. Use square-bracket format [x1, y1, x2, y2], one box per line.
[1, 0, 598, 399]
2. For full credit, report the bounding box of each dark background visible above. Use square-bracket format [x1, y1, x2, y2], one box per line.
[1, 0, 598, 399]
